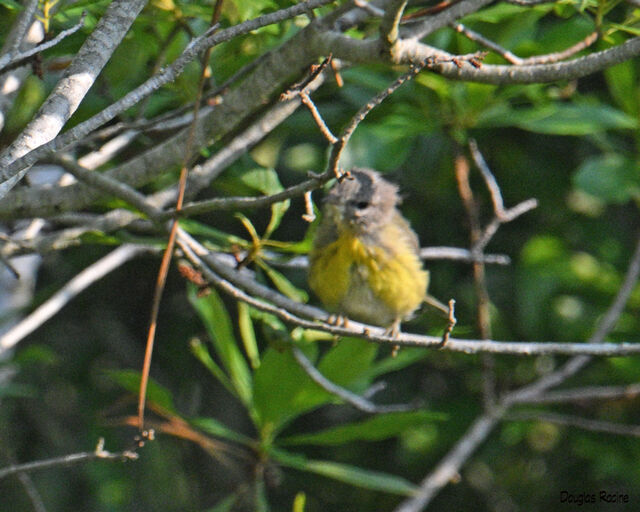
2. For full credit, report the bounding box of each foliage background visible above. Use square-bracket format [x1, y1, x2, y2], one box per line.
[1, 0, 639, 511]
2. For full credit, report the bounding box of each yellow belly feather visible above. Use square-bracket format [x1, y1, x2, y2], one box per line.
[309, 223, 428, 326]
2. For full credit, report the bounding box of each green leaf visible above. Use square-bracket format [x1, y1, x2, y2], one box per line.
[189, 338, 236, 397]
[189, 286, 253, 407]
[367, 347, 430, 378]
[0, 0, 23, 9]
[190, 417, 254, 445]
[477, 103, 638, 135]
[253, 345, 332, 438]
[573, 154, 640, 203]
[180, 219, 247, 248]
[105, 369, 176, 413]
[265, 197, 290, 239]
[238, 167, 290, 239]
[238, 167, 284, 196]
[317, 337, 378, 392]
[281, 410, 447, 446]
[258, 261, 308, 303]
[273, 449, 417, 496]
[238, 302, 261, 369]
[604, 60, 638, 117]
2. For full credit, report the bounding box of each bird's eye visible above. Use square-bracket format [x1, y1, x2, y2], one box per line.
[355, 201, 369, 209]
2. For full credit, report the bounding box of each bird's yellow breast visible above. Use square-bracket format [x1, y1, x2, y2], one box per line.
[308, 222, 428, 326]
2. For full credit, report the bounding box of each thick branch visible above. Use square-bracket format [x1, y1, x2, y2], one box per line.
[0, 0, 149, 190]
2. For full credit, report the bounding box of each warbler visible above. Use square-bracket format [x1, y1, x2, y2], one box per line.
[308, 168, 429, 334]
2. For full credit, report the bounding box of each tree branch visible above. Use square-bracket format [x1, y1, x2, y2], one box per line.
[0, 0, 149, 193]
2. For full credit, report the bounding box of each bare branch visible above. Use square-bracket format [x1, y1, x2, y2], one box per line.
[176, 230, 640, 357]
[53, 155, 161, 221]
[393, 412, 502, 512]
[0, 0, 40, 59]
[507, 411, 640, 437]
[511, 383, 640, 405]
[450, 23, 523, 65]
[0, 0, 335, 202]
[0, 438, 139, 480]
[420, 247, 510, 265]
[0, 245, 152, 355]
[520, 31, 599, 65]
[380, 0, 408, 49]
[401, 0, 495, 40]
[0, 13, 88, 73]
[0, 0, 148, 193]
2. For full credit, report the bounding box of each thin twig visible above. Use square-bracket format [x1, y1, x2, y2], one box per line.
[329, 58, 430, 176]
[292, 347, 417, 413]
[507, 411, 640, 437]
[450, 23, 523, 65]
[510, 383, 640, 405]
[299, 90, 338, 143]
[420, 247, 510, 265]
[0, 438, 138, 480]
[520, 31, 598, 65]
[438, 299, 457, 347]
[302, 190, 316, 222]
[394, 412, 502, 512]
[0, 12, 88, 73]
[455, 148, 497, 409]
[16, 471, 47, 512]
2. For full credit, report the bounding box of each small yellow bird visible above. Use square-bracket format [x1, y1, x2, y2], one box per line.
[308, 168, 429, 334]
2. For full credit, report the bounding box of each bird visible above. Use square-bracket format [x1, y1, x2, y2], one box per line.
[308, 167, 429, 335]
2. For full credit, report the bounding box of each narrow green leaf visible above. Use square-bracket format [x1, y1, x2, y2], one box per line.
[0, 0, 22, 11]
[105, 369, 176, 413]
[281, 410, 447, 446]
[258, 260, 308, 303]
[235, 212, 261, 245]
[273, 449, 417, 496]
[189, 286, 253, 407]
[189, 338, 236, 397]
[190, 417, 254, 445]
[180, 219, 247, 247]
[265, 197, 290, 239]
[238, 302, 261, 369]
